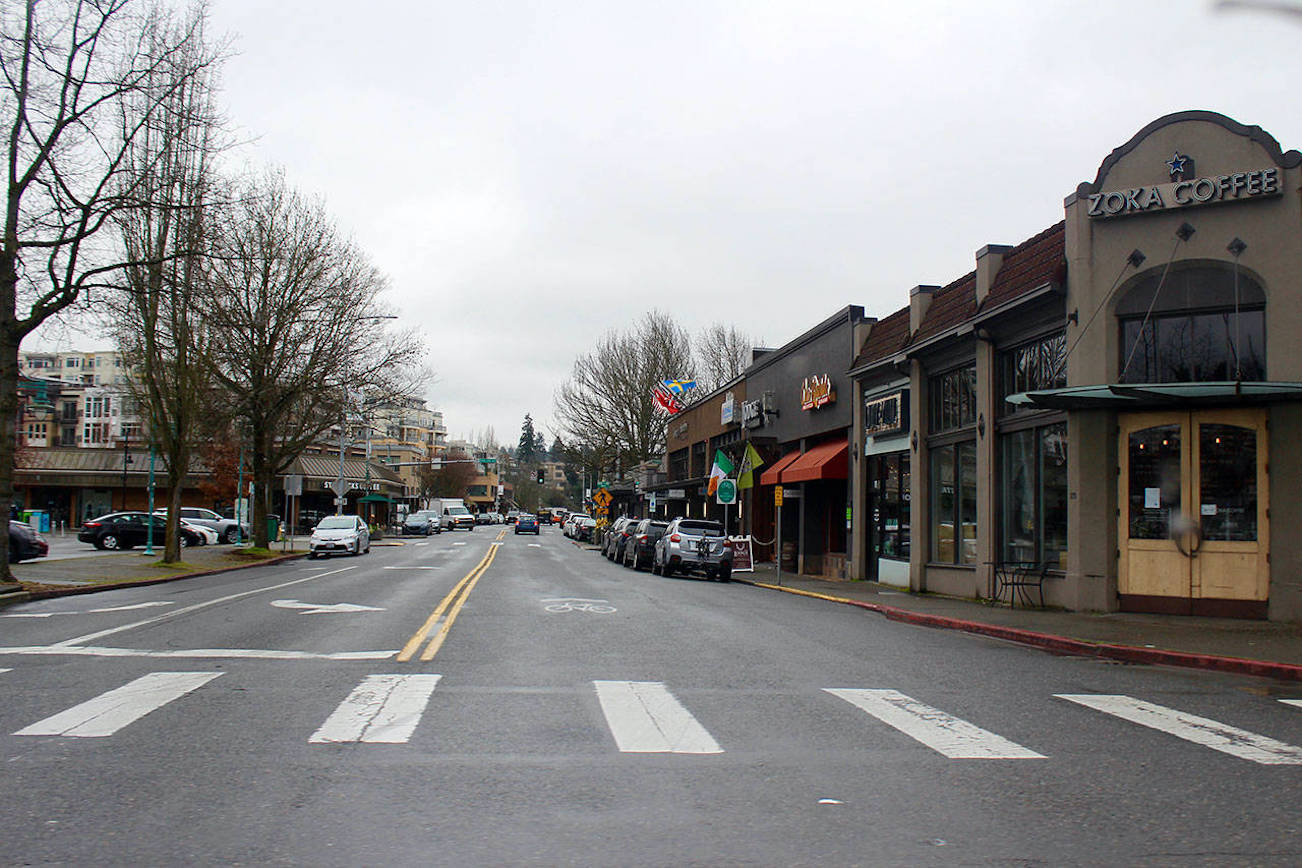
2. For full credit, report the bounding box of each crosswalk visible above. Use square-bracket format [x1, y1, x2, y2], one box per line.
[5, 669, 1302, 764]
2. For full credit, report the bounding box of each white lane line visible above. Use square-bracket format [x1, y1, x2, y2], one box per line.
[0, 645, 396, 660]
[1057, 694, 1302, 765]
[310, 674, 441, 744]
[16, 671, 221, 737]
[593, 680, 722, 754]
[414, 543, 430, 547]
[825, 688, 1045, 759]
[54, 565, 358, 647]
[2, 601, 176, 619]
[0, 668, 10, 674]
[1280, 699, 1302, 710]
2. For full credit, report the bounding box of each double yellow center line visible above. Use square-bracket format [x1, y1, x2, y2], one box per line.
[397, 529, 506, 662]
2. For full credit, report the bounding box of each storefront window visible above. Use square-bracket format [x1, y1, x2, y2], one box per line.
[870, 452, 910, 561]
[1001, 422, 1068, 566]
[1128, 425, 1181, 540]
[1120, 310, 1264, 383]
[1198, 423, 1256, 541]
[930, 441, 976, 564]
[1000, 332, 1066, 413]
[929, 365, 976, 433]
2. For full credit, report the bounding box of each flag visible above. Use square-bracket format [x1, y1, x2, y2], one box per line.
[737, 442, 764, 489]
[652, 383, 681, 415]
[663, 379, 697, 395]
[707, 449, 734, 496]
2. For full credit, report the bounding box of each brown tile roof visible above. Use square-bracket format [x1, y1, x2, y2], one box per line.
[910, 271, 977, 345]
[980, 221, 1066, 311]
[851, 306, 911, 370]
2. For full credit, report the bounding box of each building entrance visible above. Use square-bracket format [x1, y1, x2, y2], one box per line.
[1118, 408, 1269, 617]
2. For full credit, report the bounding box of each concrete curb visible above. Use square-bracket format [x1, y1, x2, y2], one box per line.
[24, 551, 310, 600]
[737, 579, 1302, 683]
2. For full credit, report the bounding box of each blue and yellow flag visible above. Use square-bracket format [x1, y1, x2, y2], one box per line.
[663, 379, 697, 395]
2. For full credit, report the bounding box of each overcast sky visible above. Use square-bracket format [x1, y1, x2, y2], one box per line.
[41, 0, 1302, 445]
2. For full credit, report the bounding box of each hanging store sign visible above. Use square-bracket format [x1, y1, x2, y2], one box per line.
[801, 374, 836, 411]
[864, 390, 908, 438]
[741, 399, 764, 429]
[1086, 166, 1280, 219]
[720, 392, 737, 425]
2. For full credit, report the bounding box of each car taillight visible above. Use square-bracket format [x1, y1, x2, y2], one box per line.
[84, 521, 101, 529]
[637, 534, 646, 542]
[669, 533, 680, 542]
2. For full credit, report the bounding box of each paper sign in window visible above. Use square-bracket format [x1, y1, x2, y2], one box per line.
[1144, 487, 1161, 509]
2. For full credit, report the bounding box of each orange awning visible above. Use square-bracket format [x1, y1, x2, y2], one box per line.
[781, 439, 849, 483]
[759, 450, 801, 486]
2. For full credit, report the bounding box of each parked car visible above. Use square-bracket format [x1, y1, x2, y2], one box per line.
[623, 519, 669, 571]
[606, 517, 639, 562]
[9, 519, 48, 563]
[308, 515, 370, 559]
[155, 507, 242, 543]
[402, 510, 440, 536]
[79, 512, 201, 550]
[653, 518, 733, 581]
[180, 518, 218, 545]
[565, 513, 591, 538]
[514, 513, 540, 534]
[601, 517, 629, 558]
[574, 516, 597, 542]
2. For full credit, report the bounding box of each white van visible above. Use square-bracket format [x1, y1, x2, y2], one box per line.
[428, 497, 475, 532]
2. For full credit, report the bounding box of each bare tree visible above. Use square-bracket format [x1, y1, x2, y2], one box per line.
[553, 310, 692, 474]
[110, 1, 227, 562]
[0, 0, 209, 581]
[418, 448, 475, 500]
[200, 170, 428, 547]
[694, 322, 754, 393]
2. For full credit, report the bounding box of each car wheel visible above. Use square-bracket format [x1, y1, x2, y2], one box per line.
[179, 535, 191, 548]
[307, 551, 317, 560]
[223, 527, 239, 544]
[101, 534, 121, 550]
[661, 560, 674, 577]
[364, 543, 370, 554]
[718, 565, 731, 583]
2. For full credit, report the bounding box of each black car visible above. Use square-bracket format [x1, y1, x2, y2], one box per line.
[402, 510, 440, 536]
[9, 519, 49, 563]
[622, 519, 669, 571]
[78, 512, 201, 550]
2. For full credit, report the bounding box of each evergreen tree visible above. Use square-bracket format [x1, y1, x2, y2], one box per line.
[517, 414, 537, 463]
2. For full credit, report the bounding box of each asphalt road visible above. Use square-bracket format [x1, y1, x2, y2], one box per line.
[2, 526, 1300, 865]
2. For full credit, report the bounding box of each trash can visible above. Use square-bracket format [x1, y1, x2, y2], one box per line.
[266, 516, 280, 543]
[21, 510, 48, 533]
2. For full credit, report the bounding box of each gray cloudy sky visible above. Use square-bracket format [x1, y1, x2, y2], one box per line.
[56, 1, 1302, 444]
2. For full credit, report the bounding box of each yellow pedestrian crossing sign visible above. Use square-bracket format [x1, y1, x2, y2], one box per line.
[593, 488, 612, 508]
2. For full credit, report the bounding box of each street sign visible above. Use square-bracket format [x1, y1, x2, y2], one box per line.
[593, 488, 612, 508]
[329, 478, 349, 498]
[716, 479, 737, 505]
[774, 487, 783, 506]
[284, 474, 303, 497]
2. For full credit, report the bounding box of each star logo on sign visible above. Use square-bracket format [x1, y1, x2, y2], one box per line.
[1166, 152, 1189, 177]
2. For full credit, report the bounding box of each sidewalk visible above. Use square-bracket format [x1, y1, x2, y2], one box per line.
[736, 561, 1302, 682]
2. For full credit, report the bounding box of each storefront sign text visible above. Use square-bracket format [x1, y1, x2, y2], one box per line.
[720, 392, 736, 425]
[741, 399, 764, 429]
[1087, 167, 1280, 219]
[801, 374, 836, 410]
[864, 391, 907, 437]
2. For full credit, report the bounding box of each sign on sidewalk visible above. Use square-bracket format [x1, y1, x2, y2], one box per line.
[727, 536, 754, 572]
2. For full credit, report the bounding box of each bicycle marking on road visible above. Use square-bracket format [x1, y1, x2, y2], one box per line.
[1056, 694, 1302, 765]
[593, 680, 723, 754]
[542, 598, 616, 614]
[53, 565, 359, 648]
[825, 688, 1045, 759]
[15, 671, 222, 737]
[309, 674, 442, 744]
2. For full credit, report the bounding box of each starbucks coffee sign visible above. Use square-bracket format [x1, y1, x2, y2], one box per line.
[1087, 167, 1280, 219]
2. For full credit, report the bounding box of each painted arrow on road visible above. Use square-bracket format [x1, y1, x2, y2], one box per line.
[271, 599, 386, 615]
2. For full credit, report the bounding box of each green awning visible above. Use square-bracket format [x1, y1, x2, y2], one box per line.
[358, 493, 393, 503]
[1007, 381, 1302, 410]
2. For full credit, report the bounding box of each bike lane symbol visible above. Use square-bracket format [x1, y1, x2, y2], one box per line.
[542, 598, 616, 614]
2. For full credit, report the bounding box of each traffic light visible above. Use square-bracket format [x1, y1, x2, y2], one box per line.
[536, 468, 545, 484]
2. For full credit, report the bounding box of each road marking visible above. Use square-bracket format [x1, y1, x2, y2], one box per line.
[309, 674, 442, 744]
[2, 601, 176, 619]
[452, 542, 466, 546]
[593, 680, 722, 754]
[528, 543, 542, 548]
[825, 688, 1044, 759]
[1056, 694, 1302, 765]
[1280, 699, 1302, 710]
[414, 543, 430, 547]
[382, 566, 440, 571]
[15, 671, 221, 737]
[0, 645, 395, 660]
[54, 565, 358, 647]
[0, 668, 9, 674]
[398, 543, 500, 663]
[271, 599, 385, 615]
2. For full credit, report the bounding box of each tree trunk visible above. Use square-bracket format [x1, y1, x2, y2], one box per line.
[164, 460, 185, 562]
[0, 322, 19, 583]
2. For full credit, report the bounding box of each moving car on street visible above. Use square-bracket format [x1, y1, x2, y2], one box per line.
[514, 513, 540, 534]
[401, 510, 440, 536]
[307, 515, 370, 558]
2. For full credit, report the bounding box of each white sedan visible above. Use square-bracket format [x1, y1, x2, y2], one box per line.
[180, 518, 218, 545]
[308, 515, 370, 559]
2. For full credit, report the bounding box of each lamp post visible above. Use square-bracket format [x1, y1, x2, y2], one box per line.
[120, 430, 132, 511]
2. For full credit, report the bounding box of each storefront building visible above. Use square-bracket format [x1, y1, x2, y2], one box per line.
[654, 379, 747, 525]
[850, 110, 1302, 621]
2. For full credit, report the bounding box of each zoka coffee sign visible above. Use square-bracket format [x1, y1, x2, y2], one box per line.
[1087, 161, 1280, 219]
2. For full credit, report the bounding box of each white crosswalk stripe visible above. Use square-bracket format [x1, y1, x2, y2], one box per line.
[825, 688, 1045, 759]
[1056, 694, 1302, 765]
[310, 674, 442, 744]
[1280, 699, 1302, 710]
[15, 671, 221, 737]
[593, 680, 723, 754]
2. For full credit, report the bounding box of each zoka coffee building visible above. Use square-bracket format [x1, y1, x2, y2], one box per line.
[851, 111, 1302, 621]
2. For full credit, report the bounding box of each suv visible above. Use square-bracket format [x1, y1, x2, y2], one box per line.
[623, 519, 668, 571]
[653, 518, 733, 582]
[156, 507, 242, 543]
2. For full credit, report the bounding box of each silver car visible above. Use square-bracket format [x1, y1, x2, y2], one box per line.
[308, 515, 370, 558]
[652, 518, 732, 581]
